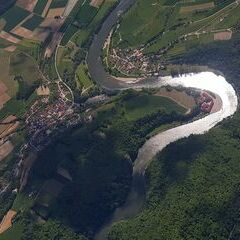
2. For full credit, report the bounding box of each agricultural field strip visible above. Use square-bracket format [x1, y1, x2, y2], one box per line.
[192, 0, 238, 25]
[144, 0, 238, 52]
[193, 2, 238, 34]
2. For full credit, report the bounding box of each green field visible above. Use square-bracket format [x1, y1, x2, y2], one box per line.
[50, 0, 69, 8]
[76, 63, 92, 89]
[10, 52, 42, 100]
[61, 0, 117, 45]
[33, 0, 49, 15]
[22, 14, 44, 31]
[124, 94, 186, 121]
[0, 49, 18, 97]
[0, 223, 24, 240]
[75, 0, 98, 26]
[2, 5, 30, 32]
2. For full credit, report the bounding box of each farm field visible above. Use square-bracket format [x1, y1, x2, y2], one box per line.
[33, 0, 49, 15]
[61, 0, 117, 45]
[22, 14, 44, 31]
[50, 0, 69, 8]
[111, 0, 238, 54]
[57, 0, 117, 95]
[1, 5, 30, 32]
[75, 0, 98, 26]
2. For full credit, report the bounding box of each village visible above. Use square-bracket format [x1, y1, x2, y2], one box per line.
[107, 47, 162, 77]
[25, 82, 80, 152]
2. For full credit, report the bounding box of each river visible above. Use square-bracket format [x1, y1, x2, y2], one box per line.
[86, 1, 238, 240]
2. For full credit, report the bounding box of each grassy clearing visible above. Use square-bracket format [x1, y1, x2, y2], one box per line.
[0, 222, 24, 240]
[124, 94, 186, 121]
[10, 52, 41, 86]
[10, 52, 42, 100]
[2, 5, 30, 32]
[12, 192, 35, 212]
[76, 63, 92, 89]
[22, 14, 44, 31]
[17, 39, 40, 61]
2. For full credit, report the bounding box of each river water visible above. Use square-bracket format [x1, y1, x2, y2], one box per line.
[86, 1, 238, 239]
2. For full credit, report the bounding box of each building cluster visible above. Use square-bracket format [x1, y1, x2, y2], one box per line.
[108, 47, 161, 76]
[197, 91, 214, 113]
[26, 97, 74, 151]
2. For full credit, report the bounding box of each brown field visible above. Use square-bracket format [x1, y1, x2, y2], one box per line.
[214, 31, 232, 41]
[180, 2, 215, 14]
[0, 141, 14, 162]
[46, 7, 65, 18]
[0, 81, 10, 109]
[11, 26, 34, 39]
[0, 19, 6, 32]
[0, 31, 20, 44]
[90, 0, 104, 7]
[4, 45, 17, 52]
[0, 82, 8, 95]
[32, 28, 50, 41]
[0, 210, 17, 234]
[0, 93, 10, 109]
[36, 85, 50, 95]
[0, 115, 17, 133]
[156, 87, 196, 110]
[42, 0, 54, 17]
[0, 115, 19, 139]
[16, 0, 38, 12]
[40, 17, 64, 31]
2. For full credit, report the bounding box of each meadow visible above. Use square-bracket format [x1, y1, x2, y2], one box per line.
[75, 63, 93, 89]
